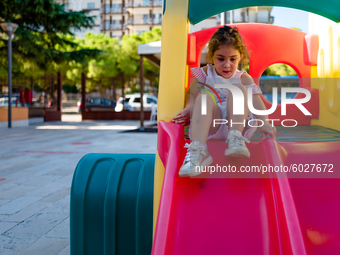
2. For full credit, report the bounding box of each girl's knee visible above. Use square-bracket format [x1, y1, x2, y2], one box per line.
[196, 93, 216, 106]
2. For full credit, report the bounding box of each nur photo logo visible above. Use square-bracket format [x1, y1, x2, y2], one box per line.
[199, 82, 312, 127]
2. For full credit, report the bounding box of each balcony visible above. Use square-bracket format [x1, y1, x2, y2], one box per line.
[126, 1, 162, 8]
[112, 8, 128, 13]
[127, 3, 150, 7]
[101, 7, 128, 14]
[126, 19, 161, 25]
[110, 24, 122, 30]
[100, 24, 128, 30]
[153, 1, 162, 6]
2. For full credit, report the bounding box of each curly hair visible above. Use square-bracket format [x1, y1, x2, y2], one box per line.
[207, 26, 249, 65]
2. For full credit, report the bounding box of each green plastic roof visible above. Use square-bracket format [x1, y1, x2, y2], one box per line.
[187, 0, 340, 24]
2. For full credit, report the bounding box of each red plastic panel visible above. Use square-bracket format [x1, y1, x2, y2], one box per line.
[153, 122, 339, 255]
[268, 87, 319, 125]
[280, 142, 340, 255]
[187, 33, 197, 65]
[299, 88, 319, 119]
[187, 24, 320, 125]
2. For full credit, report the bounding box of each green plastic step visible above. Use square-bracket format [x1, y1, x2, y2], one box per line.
[70, 154, 155, 255]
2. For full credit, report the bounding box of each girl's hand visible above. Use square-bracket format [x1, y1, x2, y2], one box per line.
[172, 108, 190, 125]
[259, 123, 277, 140]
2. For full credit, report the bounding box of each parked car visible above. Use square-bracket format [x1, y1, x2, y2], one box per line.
[115, 93, 158, 112]
[0, 97, 20, 107]
[77, 97, 116, 113]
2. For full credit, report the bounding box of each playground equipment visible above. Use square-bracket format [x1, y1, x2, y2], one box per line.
[71, 0, 340, 254]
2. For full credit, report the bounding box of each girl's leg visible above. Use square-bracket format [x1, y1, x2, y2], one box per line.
[227, 83, 249, 132]
[190, 93, 222, 144]
[225, 84, 250, 158]
[179, 93, 221, 177]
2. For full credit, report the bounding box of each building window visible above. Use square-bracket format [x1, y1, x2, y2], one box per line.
[143, 14, 149, 24]
[112, 3, 122, 12]
[105, 4, 110, 12]
[87, 2, 95, 9]
[257, 10, 269, 23]
[233, 9, 242, 23]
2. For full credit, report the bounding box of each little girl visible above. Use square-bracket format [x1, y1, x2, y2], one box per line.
[172, 26, 277, 177]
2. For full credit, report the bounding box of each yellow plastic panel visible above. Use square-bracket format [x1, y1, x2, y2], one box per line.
[309, 13, 340, 131]
[153, 0, 189, 235]
[153, 151, 164, 238]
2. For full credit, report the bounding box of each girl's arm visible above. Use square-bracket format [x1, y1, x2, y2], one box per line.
[241, 73, 277, 139]
[172, 74, 205, 124]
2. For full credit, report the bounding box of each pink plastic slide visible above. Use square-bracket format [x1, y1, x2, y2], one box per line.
[152, 121, 340, 255]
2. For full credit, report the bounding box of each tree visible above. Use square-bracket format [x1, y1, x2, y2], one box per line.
[119, 27, 162, 77]
[262, 63, 297, 76]
[0, 2, 162, 95]
[291, 27, 302, 31]
[85, 33, 121, 91]
[0, 0, 101, 74]
[51, 29, 162, 93]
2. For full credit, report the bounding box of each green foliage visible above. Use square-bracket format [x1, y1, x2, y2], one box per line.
[262, 63, 297, 76]
[63, 84, 78, 93]
[0, 0, 162, 93]
[291, 27, 302, 31]
[0, 0, 101, 74]
[62, 28, 161, 92]
[119, 27, 162, 77]
[64, 28, 162, 92]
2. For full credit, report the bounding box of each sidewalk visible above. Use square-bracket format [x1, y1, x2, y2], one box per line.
[0, 115, 158, 255]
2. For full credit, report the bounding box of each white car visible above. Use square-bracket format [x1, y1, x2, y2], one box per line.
[0, 97, 18, 107]
[115, 93, 158, 112]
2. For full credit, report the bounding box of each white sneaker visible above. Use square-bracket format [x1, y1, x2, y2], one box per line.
[179, 141, 213, 177]
[225, 130, 250, 158]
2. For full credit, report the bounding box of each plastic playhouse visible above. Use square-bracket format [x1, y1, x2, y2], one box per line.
[70, 0, 340, 254]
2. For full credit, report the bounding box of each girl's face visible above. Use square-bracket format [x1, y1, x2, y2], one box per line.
[212, 45, 241, 78]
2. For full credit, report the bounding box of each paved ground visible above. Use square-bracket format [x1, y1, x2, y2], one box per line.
[0, 114, 158, 255]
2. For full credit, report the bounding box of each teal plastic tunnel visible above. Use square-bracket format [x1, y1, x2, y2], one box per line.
[70, 154, 155, 255]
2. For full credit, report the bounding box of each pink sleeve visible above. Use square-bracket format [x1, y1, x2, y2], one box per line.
[245, 84, 262, 94]
[190, 67, 207, 84]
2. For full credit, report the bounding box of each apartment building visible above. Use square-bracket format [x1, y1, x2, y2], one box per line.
[102, 0, 163, 38]
[53, 1, 273, 39]
[191, 7, 274, 32]
[54, 0, 162, 39]
[54, 0, 101, 37]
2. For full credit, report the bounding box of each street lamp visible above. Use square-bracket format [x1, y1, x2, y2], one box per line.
[0, 22, 18, 128]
